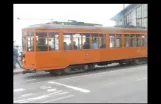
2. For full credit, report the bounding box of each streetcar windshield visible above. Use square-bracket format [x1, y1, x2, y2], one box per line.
[22, 31, 34, 52]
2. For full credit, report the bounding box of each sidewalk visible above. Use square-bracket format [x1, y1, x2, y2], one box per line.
[14, 68, 23, 75]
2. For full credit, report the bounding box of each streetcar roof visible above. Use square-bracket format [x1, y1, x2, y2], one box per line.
[22, 24, 147, 32]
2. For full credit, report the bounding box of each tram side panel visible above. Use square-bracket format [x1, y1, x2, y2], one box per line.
[22, 53, 36, 70]
[35, 52, 66, 70]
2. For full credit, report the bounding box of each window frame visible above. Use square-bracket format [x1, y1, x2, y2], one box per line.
[73, 33, 82, 50]
[36, 37, 48, 52]
[22, 31, 27, 52]
[136, 4, 148, 27]
[99, 34, 106, 49]
[47, 32, 60, 51]
[115, 34, 121, 48]
[124, 34, 130, 48]
[126, 12, 132, 25]
[136, 35, 142, 47]
[82, 33, 91, 50]
[130, 35, 137, 48]
[141, 34, 147, 47]
[109, 34, 115, 48]
[26, 32, 34, 52]
[109, 34, 122, 48]
[91, 33, 99, 49]
[63, 33, 74, 51]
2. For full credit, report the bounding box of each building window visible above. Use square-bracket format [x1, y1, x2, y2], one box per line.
[142, 4, 147, 27]
[129, 12, 132, 25]
[119, 19, 123, 26]
[142, 18, 147, 28]
[136, 4, 147, 27]
[136, 19, 142, 27]
[142, 4, 147, 18]
[126, 15, 128, 25]
[136, 5, 142, 27]
[126, 12, 132, 25]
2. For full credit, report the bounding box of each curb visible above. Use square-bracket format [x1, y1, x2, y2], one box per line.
[14, 71, 23, 75]
[14, 69, 23, 75]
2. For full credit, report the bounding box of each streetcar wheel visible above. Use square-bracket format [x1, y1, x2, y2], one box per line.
[129, 60, 135, 65]
[89, 64, 95, 70]
[49, 71, 56, 75]
[83, 65, 89, 71]
[55, 70, 64, 76]
[119, 62, 124, 65]
[64, 68, 71, 74]
[134, 59, 141, 65]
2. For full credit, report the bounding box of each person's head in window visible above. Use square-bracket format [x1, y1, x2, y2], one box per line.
[93, 38, 97, 43]
[64, 42, 67, 45]
[73, 41, 78, 49]
[92, 38, 98, 49]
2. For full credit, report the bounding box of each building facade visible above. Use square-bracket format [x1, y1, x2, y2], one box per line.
[111, 4, 147, 28]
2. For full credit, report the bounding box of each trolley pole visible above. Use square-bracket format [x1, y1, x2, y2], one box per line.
[17, 17, 54, 21]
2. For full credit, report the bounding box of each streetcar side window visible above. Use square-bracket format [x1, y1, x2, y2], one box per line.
[136, 35, 141, 47]
[27, 32, 34, 52]
[124, 34, 130, 47]
[99, 34, 106, 48]
[109, 34, 115, 48]
[82, 33, 90, 49]
[63, 33, 72, 50]
[146, 35, 148, 46]
[130, 35, 136, 47]
[22, 31, 27, 51]
[73, 33, 81, 50]
[115, 34, 121, 48]
[48, 32, 59, 51]
[36, 32, 48, 51]
[91, 33, 99, 49]
[142, 34, 147, 47]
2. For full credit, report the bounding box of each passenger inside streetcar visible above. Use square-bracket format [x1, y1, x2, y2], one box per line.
[64, 42, 68, 50]
[73, 41, 78, 50]
[92, 38, 98, 49]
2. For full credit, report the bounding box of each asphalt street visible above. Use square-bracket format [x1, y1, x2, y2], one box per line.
[14, 63, 147, 103]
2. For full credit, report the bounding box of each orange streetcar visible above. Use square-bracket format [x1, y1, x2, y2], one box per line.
[21, 21, 147, 75]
